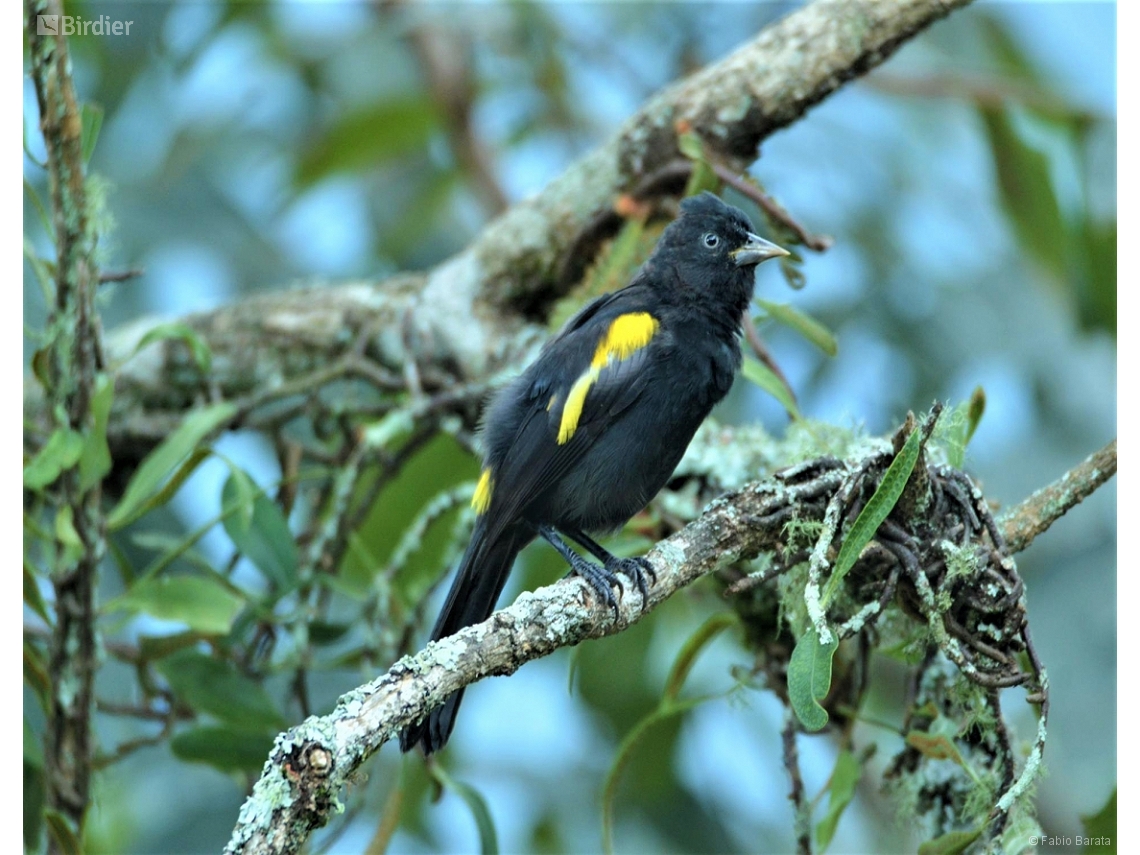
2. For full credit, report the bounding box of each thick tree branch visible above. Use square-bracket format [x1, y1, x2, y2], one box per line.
[226, 462, 845, 855]
[24, 0, 973, 463]
[225, 430, 1113, 855]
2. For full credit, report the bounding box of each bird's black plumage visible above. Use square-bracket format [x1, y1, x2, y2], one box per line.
[400, 192, 788, 754]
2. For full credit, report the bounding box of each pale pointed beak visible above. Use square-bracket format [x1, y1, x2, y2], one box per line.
[732, 233, 790, 267]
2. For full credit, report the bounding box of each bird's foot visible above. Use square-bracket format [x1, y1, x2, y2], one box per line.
[603, 555, 656, 607]
[564, 552, 622, 618]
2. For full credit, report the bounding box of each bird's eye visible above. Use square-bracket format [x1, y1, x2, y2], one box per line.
[702, 233, 719, 248]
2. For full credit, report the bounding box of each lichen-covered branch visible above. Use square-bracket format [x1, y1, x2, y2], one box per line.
[225, 422, 1113, 854]
[24, 0, 973, 467]
[998, 439, 1117, 554]
[225, 461, 845, 855]
[26, 0, 105, 841]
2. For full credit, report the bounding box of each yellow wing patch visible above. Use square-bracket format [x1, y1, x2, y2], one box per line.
[591, 312, 659, 367]
[557, 312, 658, 445]
[472, 468, 494, 514]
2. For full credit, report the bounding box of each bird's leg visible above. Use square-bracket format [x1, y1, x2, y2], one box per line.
[563, 529, 656, 607]
[537, 525, 621, 617]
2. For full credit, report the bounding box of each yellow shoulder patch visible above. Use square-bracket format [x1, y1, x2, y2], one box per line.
[472, 468, 494, 514]
[557, 312, 658, 445]
[591, 312, 659, 368]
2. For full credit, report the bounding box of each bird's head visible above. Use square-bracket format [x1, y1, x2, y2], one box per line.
[650, 192, 788, 310]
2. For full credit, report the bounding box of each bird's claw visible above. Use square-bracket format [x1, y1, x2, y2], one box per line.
[565, 553, 622, 618]
[605, 556, 655, 607]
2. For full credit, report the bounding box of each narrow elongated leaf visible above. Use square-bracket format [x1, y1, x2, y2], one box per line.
[107, 402, 236, 530]
[663, 612, 737, 703]
[741, 355, 802, 421]
[822, 423, 924, 606]
[788, 628, 838, 732]
[756, 299, 839, 356]
[815, 750, 862, 852]
[24, 429, 85, 490]
[170, 725, 275, 773]
[980, 107, 1068, 284]
[602, 696, 708, 855]
[24, 559, 49, 622]
[135, 322, 213, 375]
[108, 575, 246, 635]
[78, 373, 114, 489]
[157, 650, 285, 728]
[298, 98, 441, 185]
[44, 810, 83, 855]
[221, 469, 298, 590]
[80, 103, 103, 163]
[430, 764, 499, 855]
[906, 731, 966, 764]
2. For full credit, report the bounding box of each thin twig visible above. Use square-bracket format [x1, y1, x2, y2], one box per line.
[998, 439, 1116, 554]
[713, 165, 833, 251]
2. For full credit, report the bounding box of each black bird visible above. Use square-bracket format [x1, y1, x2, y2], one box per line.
[400, 192, 788, 754]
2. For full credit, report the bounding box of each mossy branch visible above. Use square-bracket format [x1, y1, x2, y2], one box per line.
[225, 427, 1112, 855]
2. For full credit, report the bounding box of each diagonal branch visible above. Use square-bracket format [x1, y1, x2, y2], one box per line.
[998, 438, 1117, 554]
[225, 431, 1113, 855]
[24, 0, 974, 468]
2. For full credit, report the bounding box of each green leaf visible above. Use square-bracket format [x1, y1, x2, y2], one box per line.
[755, 299, 838, 356]
[157, 650, 286, 729]
[298, 98, 441, 185]
[944, 387, 985, 469]
[1080, 787, 1116, 854]
[23, 233, 54, 302]
[43, 810, 83, 855]
[135, 321, 213, 375]
[24, 641, 50, 702]
[170, 725, 275, 774]
[676, 132, 719, 195]
[788, 628, 838, 732]
[663, 612, 736, 703]
[108, 575, 246, 635]
[78, 373, 114, 490]
[80, 103, 104, 164]
[24, 428, 85, 490]
[138, 630, 205, 661]
[677, 131, 704, 161]
[24, 720, 46, 850]
[980, 106, 1068, 284]
[917, 827, 983, 855]
[308, 621, 352, 646]
[221, 469, 298, 590]
[24, 719, 44, 769]
[601, 696, 708, 855]
[430, 764, 499, 855]
[107, 402, 236, 530]
[741, 355, 801, 421]
[54, 505, 85, 566]
[904, 731, 981, 785]
[1079, 219, 1116, 335]
[815, 750, 862, 852]
[23, 559, 49, 622]
[822, 423, 924, 606]
[964, 387, 986, 448]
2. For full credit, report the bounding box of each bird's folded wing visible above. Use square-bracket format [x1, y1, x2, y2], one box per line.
[480, 307, 662, 542]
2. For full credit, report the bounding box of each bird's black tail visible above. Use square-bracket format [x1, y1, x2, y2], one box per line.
[399, 522, 531, 754]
